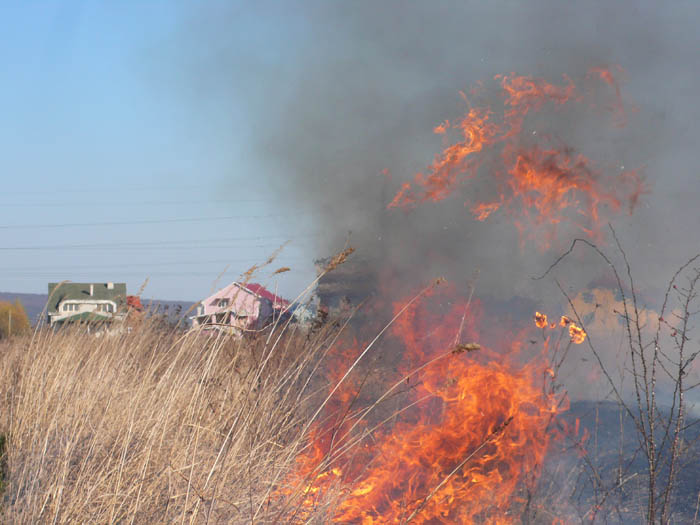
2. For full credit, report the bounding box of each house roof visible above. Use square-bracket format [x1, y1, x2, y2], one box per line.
[47, 282, 127, 314]
[242, 283, 290, 308]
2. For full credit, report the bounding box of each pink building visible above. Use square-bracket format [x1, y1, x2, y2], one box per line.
[190, 282, 291, 334]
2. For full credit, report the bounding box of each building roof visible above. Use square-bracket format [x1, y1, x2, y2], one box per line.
[242, 283, 290, 308]
[47, 282, 127, 314]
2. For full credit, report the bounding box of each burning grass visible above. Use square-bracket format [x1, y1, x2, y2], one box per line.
[0, 283, 582, 524]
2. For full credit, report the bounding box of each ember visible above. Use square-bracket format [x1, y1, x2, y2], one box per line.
[534, 311, 548, 329]
[534, 311, 586, 345]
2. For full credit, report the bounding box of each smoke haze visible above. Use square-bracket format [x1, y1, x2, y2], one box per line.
[159, 1, 699, 300]
[156, 1, 700, 399]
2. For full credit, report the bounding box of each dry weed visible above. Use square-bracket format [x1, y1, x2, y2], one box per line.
[0, 318, 338, 523]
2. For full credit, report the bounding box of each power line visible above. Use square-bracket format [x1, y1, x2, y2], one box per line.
[0, 199, 266, 208]
[2, 184, 204, 195]
[0, 214, 309, 230]
[0, 233, 319, 251]
[0, 257, 308, 272]
[0, 270, 304, 278]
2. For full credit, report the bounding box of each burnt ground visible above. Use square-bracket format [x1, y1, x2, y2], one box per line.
[538, 400, 700, 523]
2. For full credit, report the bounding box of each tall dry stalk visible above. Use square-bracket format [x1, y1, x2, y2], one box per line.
[0, 315, 341, 524]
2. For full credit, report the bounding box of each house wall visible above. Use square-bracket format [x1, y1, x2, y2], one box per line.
[203, 283, 260, 317]
[49, 299, 121, 324]
[192, 283, 262, 332]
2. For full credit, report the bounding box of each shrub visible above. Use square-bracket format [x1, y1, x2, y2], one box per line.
[0, 300, 30, 339]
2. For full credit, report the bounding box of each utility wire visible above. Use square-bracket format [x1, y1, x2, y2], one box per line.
[0, 214, 308, 230]
[2, 270, 301, 278]
[0, 257, 308, 272]
[0, 234, 319, 251]
[1, 184, 203, 195]
[0, 199, 266, 207]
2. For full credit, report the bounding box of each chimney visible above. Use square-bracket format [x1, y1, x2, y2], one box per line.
[90, 284, 94, 296]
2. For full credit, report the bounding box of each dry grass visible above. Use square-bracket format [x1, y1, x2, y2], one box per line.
[0, 317, 341, 524]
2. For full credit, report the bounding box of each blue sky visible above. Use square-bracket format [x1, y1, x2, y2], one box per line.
[1, 1, 699, 304]
[0, 2, 318, 300]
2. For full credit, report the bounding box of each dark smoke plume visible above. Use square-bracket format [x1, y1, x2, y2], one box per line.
[162, 0, 700, 302]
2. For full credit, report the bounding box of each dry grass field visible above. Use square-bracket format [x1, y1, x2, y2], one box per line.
[3, 263, 698, 524]
[0, 318, 340, 524]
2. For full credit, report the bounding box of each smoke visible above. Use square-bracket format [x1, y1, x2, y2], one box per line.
[149, 6, 700, 515]
[160, 0, 700, 380]
[159, 1, 697, 292]
[173, 1, 696, 295]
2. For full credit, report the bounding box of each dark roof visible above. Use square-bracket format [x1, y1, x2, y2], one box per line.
[242, 283, 290, 308]
[47, 282, 127, 314]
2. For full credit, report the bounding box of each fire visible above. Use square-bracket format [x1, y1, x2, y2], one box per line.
[389, 68, 646, 248]
[534, 311, 548, 329]
[588, 65, 628, 127]
[568, 324, 586, 344]
[534, 311, 586, 345]
[284, 285, 565, 523]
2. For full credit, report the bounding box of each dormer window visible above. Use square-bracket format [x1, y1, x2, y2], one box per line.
[218, 298, 229, 307]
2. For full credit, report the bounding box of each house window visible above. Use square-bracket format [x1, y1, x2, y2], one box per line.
[218, 298, 229, 307]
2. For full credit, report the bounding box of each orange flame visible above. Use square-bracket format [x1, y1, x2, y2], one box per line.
[534, 311, 548, 329]
[389, 68, 646, 248]
[285, 286, 564, 523]
[588, 65, 628, 127]
[568, 324, 586, 344]
[534, 311, 586, 345]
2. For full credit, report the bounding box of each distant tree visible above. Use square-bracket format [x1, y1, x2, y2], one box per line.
[0, 300, 31, 338]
